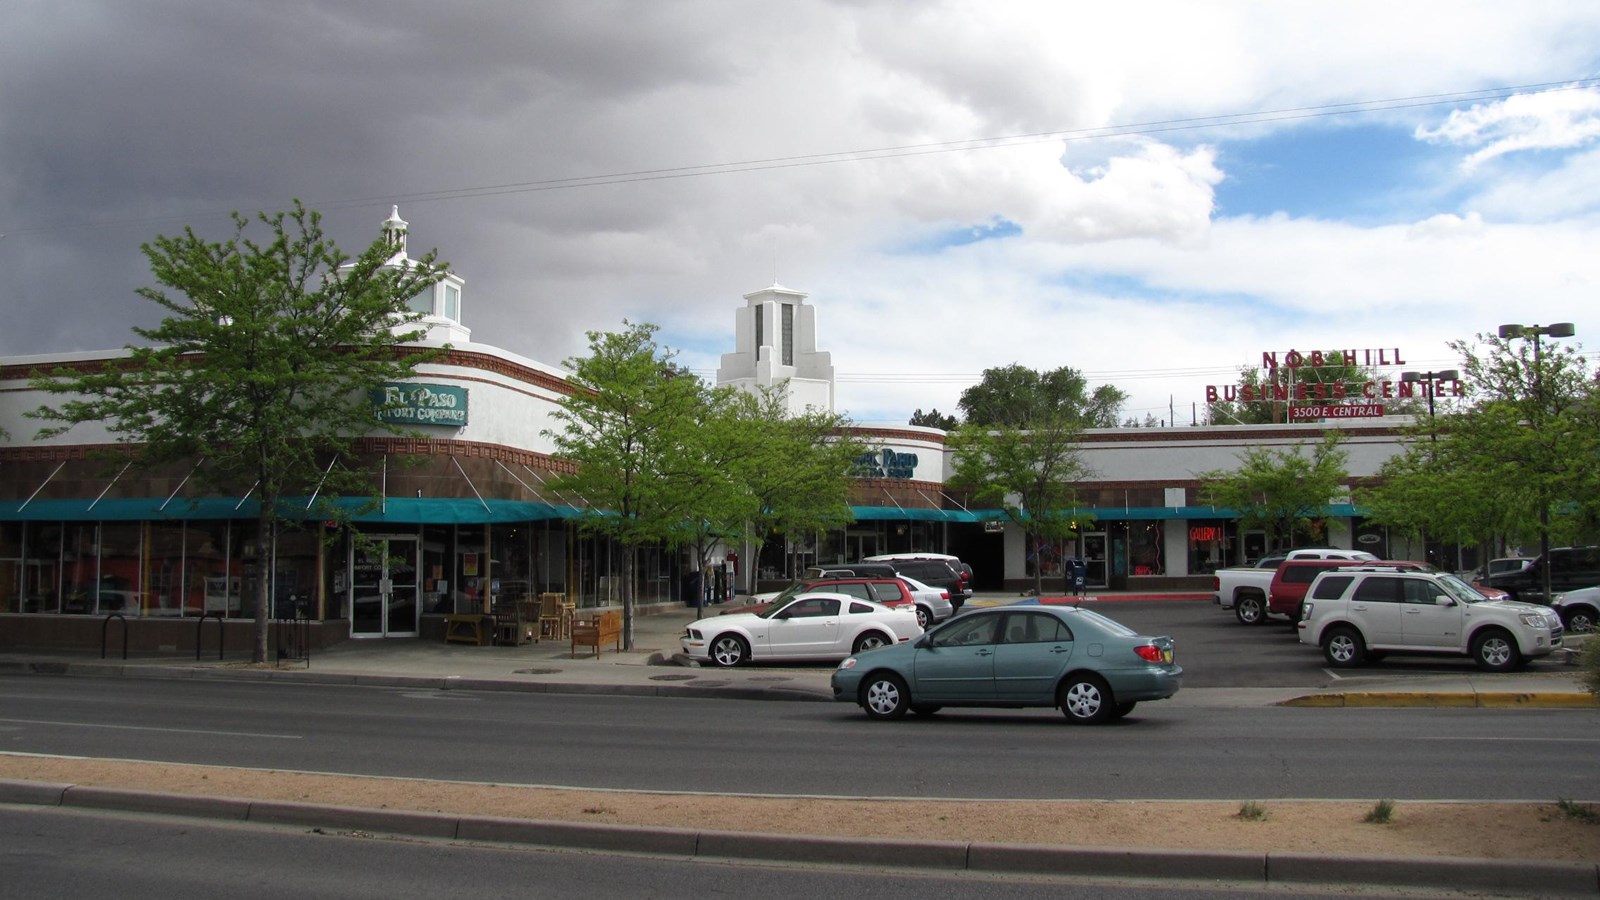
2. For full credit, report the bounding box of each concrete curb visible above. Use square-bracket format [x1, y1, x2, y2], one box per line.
[3, 778, 1595, 894]
[1280, 691, 1600, 709]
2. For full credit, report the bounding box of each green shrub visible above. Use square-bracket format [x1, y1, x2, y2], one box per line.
[1557, 798, 1599, 824]
[1364, 799, 1395, 824]
[1236, 800, 1267, 821]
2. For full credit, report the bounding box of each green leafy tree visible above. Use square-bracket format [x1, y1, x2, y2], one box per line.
[1198, 433, 1350, 554]
[660, 383, 762, 612]
[949, 420, 1090, 595]
[909, 407, 959, 430]
[29, 201, 448, 662]
[544, 322, 706, 648]
[1207, 351, 1419, 425]
[950, 364, 1118, 594]
[731, 385, 862, 593]
[1447, 329, 1599, 592]
[959, 364, 1126, 428]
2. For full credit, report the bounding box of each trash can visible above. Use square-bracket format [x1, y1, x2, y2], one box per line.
[681, 570, 703, 607]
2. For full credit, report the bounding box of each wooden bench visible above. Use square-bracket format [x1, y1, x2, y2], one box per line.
[571, 609, 622, 658]
[443, 613, 492, 646]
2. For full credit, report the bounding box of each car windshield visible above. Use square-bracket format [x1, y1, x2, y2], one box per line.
[1437, 573, 1490, 604]
[765, 582, 809, 607]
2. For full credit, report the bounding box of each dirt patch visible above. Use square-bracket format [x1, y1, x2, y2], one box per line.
[4, 755, 1598, 862]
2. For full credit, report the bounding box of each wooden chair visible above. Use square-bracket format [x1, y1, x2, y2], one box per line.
[537, 593, 565, 641]
[491, 600, 527, 646]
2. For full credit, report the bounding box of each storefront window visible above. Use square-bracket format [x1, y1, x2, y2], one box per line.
[0, 522, 20, 613]
[456, 525, 487, 614]
[98, 522, 142, 615]
[61, 523, 98, 614]
[271, 526, 320, 619]
[147, 522, 186, 616]
[420, 525, 453, 614]
[188, 522, 238, 617]
[1186, 521, 1230, 575]
[1126, 522, 1164, 577]
[491, 523, 531, 605]
[25, 524, 63, 613]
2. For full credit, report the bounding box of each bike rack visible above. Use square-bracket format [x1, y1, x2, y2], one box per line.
[100, 613, 128, 660]
[274, 616, 312, 668]
[196, 611, 224, 661]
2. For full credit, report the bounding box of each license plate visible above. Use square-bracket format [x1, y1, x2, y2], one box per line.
[1162, 647, 1174, 663]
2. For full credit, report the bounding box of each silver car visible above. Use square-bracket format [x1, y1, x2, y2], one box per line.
[897, 575, 953, 628]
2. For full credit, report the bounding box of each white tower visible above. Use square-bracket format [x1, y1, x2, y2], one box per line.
[716, 284, 834, 414]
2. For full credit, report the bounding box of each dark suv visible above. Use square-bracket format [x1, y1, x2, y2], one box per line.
[1482, 545, 1600, 602]
[874, 558, 966, 613]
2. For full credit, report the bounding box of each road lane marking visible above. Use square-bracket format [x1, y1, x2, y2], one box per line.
[0, 717, 301, 740]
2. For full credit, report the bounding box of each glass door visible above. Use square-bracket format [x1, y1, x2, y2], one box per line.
[350, 537, 419, 638]
[1082, 532, 1109, 589]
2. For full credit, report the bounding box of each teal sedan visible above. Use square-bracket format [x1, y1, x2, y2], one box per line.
[831, 605, 1182, 724]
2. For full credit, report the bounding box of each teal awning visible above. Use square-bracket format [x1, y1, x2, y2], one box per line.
[0, 496, 583, 524]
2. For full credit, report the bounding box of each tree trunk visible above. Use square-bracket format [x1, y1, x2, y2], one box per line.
[621, 543, 635, 650]
[253, 509, 272, 664]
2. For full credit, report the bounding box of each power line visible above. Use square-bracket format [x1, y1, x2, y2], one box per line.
[5, 79, 1598, 237]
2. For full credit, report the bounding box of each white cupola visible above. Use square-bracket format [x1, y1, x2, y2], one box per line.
[376, 206, 470, 345]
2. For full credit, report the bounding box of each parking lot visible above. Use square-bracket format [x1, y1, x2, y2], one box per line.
[1036, 597, 1578, 688]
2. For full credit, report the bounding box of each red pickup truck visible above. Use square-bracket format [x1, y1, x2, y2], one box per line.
[1268, 559, 1432, 623]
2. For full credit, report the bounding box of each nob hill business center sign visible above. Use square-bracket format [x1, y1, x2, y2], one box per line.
[1203, 348, 1462, 420]
[372, 382, 469, 427]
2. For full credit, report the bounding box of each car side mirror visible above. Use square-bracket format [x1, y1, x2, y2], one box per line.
[1435, 595, 1456, 606]
[914, 634, 932, 649]
[774, 610, 792, 620]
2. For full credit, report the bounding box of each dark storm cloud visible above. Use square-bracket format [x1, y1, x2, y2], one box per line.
[0, 1, 768, 356]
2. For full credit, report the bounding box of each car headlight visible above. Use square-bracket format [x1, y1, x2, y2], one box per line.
[837, 657, 858, 670]
[1518, 612, 1551, 628]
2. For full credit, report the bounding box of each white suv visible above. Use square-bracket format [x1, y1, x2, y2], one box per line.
[1298, 568, 1564, 671]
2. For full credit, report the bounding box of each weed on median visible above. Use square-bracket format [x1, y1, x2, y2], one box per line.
[1235, 800, 1267, 821]
[1363, 799, 1395, 824]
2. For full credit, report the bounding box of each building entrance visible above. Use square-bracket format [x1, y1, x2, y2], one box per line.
[350, 536, 419, 638]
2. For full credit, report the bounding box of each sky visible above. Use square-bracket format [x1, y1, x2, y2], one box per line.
[3, 1, 1599, 428]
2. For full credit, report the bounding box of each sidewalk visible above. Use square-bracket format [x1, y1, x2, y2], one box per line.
[2, 592, 1593, 708]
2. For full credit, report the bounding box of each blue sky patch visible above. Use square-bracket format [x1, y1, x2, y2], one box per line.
[898, 217, 1022, 254]
[1213, 121, 1464, 224]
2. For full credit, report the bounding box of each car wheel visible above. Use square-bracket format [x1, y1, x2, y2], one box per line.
[708, 634, 748, 668]
[861, 673, 910, 719]
[1322, 626, 1365, 668]
[853, 631, 891, 654]
[915, 606, 932, 629]
[1235, 594, 1265, 625]
[1471, 628, 1519, 672]
[1058, 674, 1114, 724]
[1564, 606, 1597, 634]
[910, 705, 941, 716]
[1108, 701, 1137, 720]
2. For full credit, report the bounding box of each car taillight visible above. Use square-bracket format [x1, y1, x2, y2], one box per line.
[940, 591, 950, 600]
[1133, 644, 1164, 663]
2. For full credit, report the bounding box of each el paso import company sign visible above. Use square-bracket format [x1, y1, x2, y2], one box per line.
[1203, 348, 1463, 419]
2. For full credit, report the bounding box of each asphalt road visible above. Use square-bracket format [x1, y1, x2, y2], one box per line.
[2, 674, 1596, 801]
[0, 805, 1453, 900]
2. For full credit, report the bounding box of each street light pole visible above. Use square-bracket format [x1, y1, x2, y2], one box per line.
[1497, 322, 1577, 602]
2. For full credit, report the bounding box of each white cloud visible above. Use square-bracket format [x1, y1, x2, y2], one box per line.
[1416, 86, 1600, 170]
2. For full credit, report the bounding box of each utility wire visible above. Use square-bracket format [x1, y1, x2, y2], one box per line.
[4, 79, 1598, 236]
